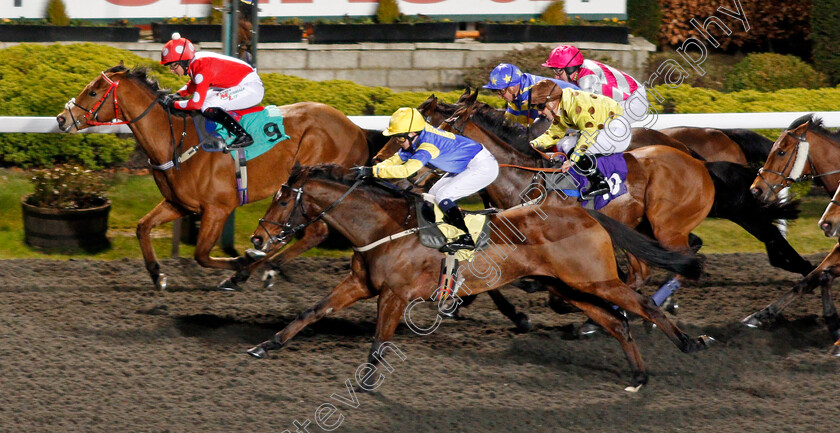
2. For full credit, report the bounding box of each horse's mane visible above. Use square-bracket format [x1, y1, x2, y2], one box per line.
[788, 113, 840, 142]
[106, 65, 168, 96]
[287, 164, 410, 200]
[428, 97, 541, 159]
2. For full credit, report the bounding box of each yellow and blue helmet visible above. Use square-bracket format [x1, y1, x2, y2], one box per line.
[382, 107, 426, 136]
[483, 63, 523, 90]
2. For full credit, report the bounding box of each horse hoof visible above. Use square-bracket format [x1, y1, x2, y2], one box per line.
[247, 346, 267, 359]
[662, 298, 679, 315]
[245, 248, 267, 261]
[262, 270, 279, 289]
[699, 335, 717, 348]
[157, 274, 168, 291]
[217, 279, 240, 292]
[742, 312, 767, 328]
[514, 314, 533, 332]
[624, 384, 644, 393]
[579, 321, 600, 337]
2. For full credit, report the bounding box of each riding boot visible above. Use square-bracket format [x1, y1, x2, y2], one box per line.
[581, 170, 609, 201]
[440, 206, 475, 253]
[204, 107, 254, 149]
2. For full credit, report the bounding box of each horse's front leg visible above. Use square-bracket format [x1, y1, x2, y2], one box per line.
[817, 273, 840, 349]
[358, 288, 408, 391]
[254, 221, 331, 289]
[137, 200, 186, 290]
[744, 243, 840, 328]
[193, 206, 247, 275]
[247, 255, 375, 358]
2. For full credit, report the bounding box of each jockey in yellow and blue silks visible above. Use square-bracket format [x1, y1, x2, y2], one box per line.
[354, 107, 499, 253]
[483, 63, 580, 149]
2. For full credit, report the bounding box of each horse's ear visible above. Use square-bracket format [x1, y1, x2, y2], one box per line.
[461, 87, 470, 98]
[118, 60, 124, 67]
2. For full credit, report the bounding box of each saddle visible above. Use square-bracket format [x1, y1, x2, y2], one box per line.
[546, 153, 629, 210]
[193, 105, 290, 161]
[413, 198, 493, 262]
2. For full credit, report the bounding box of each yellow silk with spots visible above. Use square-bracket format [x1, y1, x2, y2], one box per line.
[538, 88, 623, 154]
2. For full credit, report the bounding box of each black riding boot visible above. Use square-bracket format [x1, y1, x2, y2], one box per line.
[204, 107, 254, 149]
[440, 206, 475, 253]
[581, 170, 610, 200]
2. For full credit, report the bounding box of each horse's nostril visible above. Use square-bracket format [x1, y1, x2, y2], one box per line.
[251, 236, 263, 248]
[749, 187, 761, 198]
[56, 116, 65, 127]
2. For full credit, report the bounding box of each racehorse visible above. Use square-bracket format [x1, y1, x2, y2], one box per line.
[246, 164, 713, 390]
[56, 65, 375, 291]
[745, 114, 840, 353]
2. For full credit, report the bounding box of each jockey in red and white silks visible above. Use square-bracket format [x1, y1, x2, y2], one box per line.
[542, 45, 650, 128]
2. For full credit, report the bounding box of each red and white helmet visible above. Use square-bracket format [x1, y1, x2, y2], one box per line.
[160, 32, 196, 65]
[542, 45, 584, 69]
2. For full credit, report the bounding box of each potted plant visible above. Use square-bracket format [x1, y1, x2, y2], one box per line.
[21, 165, 111, 252]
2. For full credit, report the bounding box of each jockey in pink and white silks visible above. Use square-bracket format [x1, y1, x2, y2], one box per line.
[160, 33, 264, 148]
[542, 45, 650, 146]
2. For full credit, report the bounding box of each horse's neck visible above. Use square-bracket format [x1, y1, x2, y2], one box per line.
[313, 182, 412, 246]
[808, 132, 840, 193]
[121, 81, 197, 166]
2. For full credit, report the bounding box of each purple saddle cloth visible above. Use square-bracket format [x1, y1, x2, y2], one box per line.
[547, 153, 629, 210]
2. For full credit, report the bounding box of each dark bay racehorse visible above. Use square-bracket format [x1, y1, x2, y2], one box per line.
[56, 65, 375, 290]
[247, 164, 712, 390]
[746, 114, 840, 354]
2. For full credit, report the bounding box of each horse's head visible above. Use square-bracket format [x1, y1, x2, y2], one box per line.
[750, 114, 816, 204]
[819, 188, 840, 237]
[56, 66, 131, 133]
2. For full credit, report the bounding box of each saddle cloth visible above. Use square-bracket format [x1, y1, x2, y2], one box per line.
[194, 105, 291, 161]
[414, 200, 492, 262]
[546, 153, 629, 210]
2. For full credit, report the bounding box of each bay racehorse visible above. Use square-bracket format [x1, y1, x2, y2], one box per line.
[745, 114, 840, 354]
[56, 65, 377, 291]
[247, 164, 713, 390]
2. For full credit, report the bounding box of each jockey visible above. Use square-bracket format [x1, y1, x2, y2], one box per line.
[528, 80, 629, 200]
[356, 107, 499, 253]
[160, 32, 264, 148]
[482, 63, 580, 150]
[542, 45, 649, 125]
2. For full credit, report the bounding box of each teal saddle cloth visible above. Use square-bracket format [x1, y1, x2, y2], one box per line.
[194, 105, 291, 161]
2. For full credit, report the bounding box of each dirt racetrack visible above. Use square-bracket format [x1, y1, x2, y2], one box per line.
[1, 252, 839, 432]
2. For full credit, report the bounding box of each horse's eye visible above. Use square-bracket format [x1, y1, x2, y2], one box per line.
[279, 201, 288, 206]
[777, 150, 786, 156]
[88, 91, 97, 97]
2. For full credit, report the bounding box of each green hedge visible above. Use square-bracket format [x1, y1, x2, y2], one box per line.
[724, 53, 826, 92]
[4, 43, 840, 169]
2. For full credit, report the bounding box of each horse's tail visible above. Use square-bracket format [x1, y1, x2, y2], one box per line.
[705, 161, 814, 275]
[363, 128, 391, 164]
[718, 128, 774, 165]
[585, 209, 703, 279]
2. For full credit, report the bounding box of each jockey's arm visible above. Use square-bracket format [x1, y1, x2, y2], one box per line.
[530, 122, 569, 150]
[373, 143, 437, 179]
[577, 74, 602, 95]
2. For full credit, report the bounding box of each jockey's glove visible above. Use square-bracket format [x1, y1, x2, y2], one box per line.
[160, 93, 180, 109]
[569, 148, 586, 163]
[351, 166, 374, 179]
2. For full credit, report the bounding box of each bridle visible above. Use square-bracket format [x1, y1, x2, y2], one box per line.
[255, 177, 415, 251]
[756, 127, 840, 194]
[64, 71, 156, 129]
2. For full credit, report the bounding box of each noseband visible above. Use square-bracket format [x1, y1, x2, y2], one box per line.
[757, 128, 840, 194]
[64, 71, 156, 129]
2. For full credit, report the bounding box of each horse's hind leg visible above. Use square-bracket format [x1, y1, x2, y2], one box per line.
[137, 200, 186, 290]
[591, 282, 709, 354]
[546, 283, 647, 390]
[247, 255, 375, 358]
[818, 274, 840, 347]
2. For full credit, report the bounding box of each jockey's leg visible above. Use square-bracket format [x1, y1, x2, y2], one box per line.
[203, 107, 253, 148]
